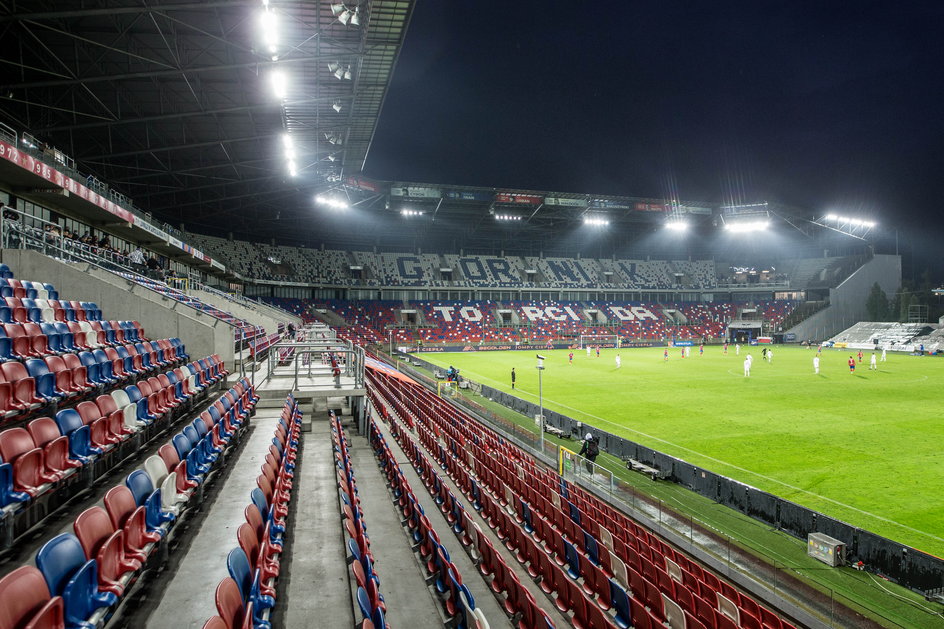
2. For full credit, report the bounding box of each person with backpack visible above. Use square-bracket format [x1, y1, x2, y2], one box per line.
[578, 433, 600, 473]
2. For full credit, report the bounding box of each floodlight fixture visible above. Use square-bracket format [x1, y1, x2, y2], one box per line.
[334, 65, 345, 80]
[584, 216, 610, 226]
[259, 9, 279, 55]
[287, 160, 297, 177]
[350, 7, 361, 25]
[327, 154, 337, 162]
[332, 100, 342, 113]
[269, 70, 287, 100]
[330, 3, 346, 16]
[316, 195, 349, 210]
[400, 209, 424, 217]
[724, 220, 769, 233]
[327, 61, 340, 74]
[343, 66, 353, 80]
[495, 214, 522, 221]
[281, 133, 293, 150]
[338, 9, 353, 24]
[665, 221, 688, 231]
[824, 214, 876, 228]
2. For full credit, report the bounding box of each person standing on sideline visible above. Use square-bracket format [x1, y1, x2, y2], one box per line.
[813, 355, 820, 374]
[870, 352, 877, 370]
[511, 367, 516, 389]
[881, 347, 887, 362]
[578, 433, 599, 473]
[663, 348, 669, 362]
[615, 353, 621, 369]
[568, 351, 574, 365]
[848, 356, 856, 374]
[735, 343, 740, 356]
[743, 356, 751, 377]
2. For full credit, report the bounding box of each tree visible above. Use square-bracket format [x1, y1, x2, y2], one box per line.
[865, 282, 889, 321]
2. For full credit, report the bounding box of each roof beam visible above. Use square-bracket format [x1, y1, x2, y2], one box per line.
[81, 134, 272, 160]
[0, 1, 254, 22]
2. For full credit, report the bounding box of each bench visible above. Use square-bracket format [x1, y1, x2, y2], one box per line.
[626, 458, 668, 481]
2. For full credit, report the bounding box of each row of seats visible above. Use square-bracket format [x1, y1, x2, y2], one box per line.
[0, 339, 187, 423]
[0, 297, 101, 324]
[247, 334, 283, 360]
[369, 413, 494, 629]
[203, 395, 299, 629]
[336, 413, 385, 629]
[0, 377, 256, 629]
[368, 368, 798, 629]
[0, 321, 148, 362]
[0, 279, 60, 301]
[0, 356, 227, 553]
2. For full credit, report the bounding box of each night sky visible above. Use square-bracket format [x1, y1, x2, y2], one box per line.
[367, 2, 944, 253]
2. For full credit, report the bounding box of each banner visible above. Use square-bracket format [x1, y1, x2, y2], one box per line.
[545, 196, 587, 207]
[634, 202, 668, 212]
[391, 185, 441, 199]
[0, 139, 135, 223]
[444, 189, 494, 202]
[495, 192, 543, 205]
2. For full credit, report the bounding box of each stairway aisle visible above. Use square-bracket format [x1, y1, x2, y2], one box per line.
[141, 408, 280, 629]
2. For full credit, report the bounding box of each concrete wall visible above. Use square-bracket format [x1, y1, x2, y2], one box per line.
[0, 249, 234, 365]
[787, 254, 901, 341]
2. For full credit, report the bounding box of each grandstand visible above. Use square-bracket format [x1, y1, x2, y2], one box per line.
[0, 2, 939, 629]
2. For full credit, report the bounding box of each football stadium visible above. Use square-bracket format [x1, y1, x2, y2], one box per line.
[0, 3, 941, 629]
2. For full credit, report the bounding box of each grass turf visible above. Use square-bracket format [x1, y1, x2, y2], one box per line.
[423, 345, 944, 558]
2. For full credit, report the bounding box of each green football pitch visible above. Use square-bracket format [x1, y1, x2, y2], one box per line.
[422, 345, 944, 557]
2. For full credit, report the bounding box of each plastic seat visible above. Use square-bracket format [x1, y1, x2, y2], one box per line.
[0, 565, 63, 629]
[214, 578, 247, 629]
[1, 360, 44, 408]
[27, 417, 82, 475]
[0, 427, 58, 494]
[54, 408, 100, 462]
[36, 533, 118, 629]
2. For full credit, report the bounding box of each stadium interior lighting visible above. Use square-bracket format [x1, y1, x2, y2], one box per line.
[824, 214, 876, 228]
[315, 195, 348, 210]
[332, 100, 342, 113]
[330, 3, 345, 16]
[259, 8, 279, 57]
[495, 214, 522, 221]
[287, 160, 297, 177]
[343, 66, 353, 80]
[269, 70, 287, 100]
[327, 61, 340, 74]
[583, 216, 610, 226]
[724, 220, 769, 233]
[350, 7, 360, 25]
[331, 3, 360, 26]
[324, 132, 343, 145]
[665, 221, 688, 231]
[327, 154, 337, 162]
[400, 209, 424, 217]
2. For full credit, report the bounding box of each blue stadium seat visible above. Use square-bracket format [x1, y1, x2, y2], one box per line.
[609, 578, 632, 628]
[0, 461, 30, 507]
[25, 359, 65, 402]
[227, 547, 274, 625]
[36, 533, 117, 629]
[54, 409, 100, 462]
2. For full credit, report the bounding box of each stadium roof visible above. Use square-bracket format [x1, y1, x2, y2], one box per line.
[0, 0, 416, 236]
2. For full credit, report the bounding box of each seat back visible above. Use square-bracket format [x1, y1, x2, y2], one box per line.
[0, 565, 55, 628]
[35, 533, 86, 597]
[74, 506, 116, 560]
[0, 427, 35, 463]
[214, 577, 245, 628]
[126, 469, 154, 506]
[144, 455, 169, 488]
[104, 485, 138, 530]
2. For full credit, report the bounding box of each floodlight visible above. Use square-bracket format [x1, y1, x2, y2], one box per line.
[350, 7, 361, 25]
[281, 134, 293, 150]
[724, 220, 769, 233]
[334, 65, 345, 80]
[343, 67, 352, 80]
[287, 160, 297, 177]
[339, 9, 352, 25]
[259, 9, 278, 55]
[401, 209, 424, 217]
[269, 70, 287, 100]
[332, 100, 342, 113]
[316, 196, 348, 210]
[665, 221, 688, 231]
[584, 216, 609, 226]
[330, 3, 346, 16]
[327, 154, 337, 162]
[327, 61, 340, 74]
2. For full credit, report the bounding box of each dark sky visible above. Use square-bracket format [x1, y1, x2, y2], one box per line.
[367, 2, 944, 240]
